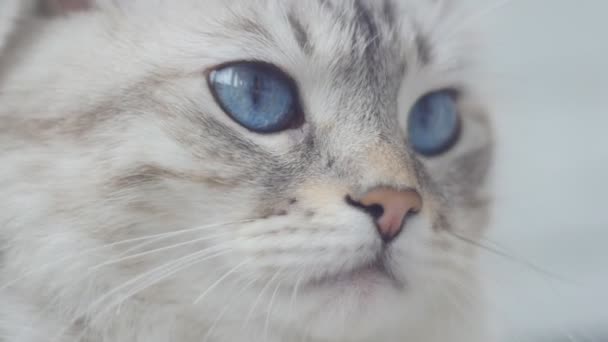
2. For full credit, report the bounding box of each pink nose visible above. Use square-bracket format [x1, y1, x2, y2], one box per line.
[352, 188, 423, 243]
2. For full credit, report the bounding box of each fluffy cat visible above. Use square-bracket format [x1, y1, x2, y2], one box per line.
[0, 0, 495, 341]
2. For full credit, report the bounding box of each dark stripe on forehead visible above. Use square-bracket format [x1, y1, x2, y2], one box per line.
[353, 0, 380, 55]
[317, 0, 334, 11]
[415, 33, 432, 65]
[381, 0, 396, 27]
[288, 13, 312, 55]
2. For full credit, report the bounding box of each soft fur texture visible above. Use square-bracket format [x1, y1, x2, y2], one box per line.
[0, 0, 495, 341]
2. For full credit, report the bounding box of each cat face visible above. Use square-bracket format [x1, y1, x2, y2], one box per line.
[0, 0, 493, 340]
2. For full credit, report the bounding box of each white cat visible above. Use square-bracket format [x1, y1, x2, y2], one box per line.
[0, 0, 495, 341]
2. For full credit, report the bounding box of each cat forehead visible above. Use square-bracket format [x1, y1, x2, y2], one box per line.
[212, 0, 451, 62]
[122, 0, 463, 71]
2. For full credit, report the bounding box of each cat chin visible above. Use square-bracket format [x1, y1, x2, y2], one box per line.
[266, 283, 479, 342]
[236, 288, 410, 342]
[227, 271, 423, 341]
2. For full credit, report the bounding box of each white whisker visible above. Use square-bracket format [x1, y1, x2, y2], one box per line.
[243, 268, 284, 330]
[53, 245, 232, 342]
[0, 219, 253, 292]
[96, 248, 233, 318]
[463, 0, 515, 26]
[89, 230, 233, 272]
[435, 0, 517, 44]
[263, 275, 284, 342]
[447, 230, 569, 282]
[194, 258, 252, 304]
[113, 219, 253, 257]
[288, 269, 305, 324]
[202, 274, 261, 342]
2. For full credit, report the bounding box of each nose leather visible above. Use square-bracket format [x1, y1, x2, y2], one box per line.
[357, 188, 422, 243]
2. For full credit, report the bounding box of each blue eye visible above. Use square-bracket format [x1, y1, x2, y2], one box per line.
[407, 90, 461, 156]
[208, 62, 300, 133]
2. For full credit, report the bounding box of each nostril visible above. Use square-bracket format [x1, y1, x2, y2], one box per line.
[365, 204, 384, 219]
[345, 195, 384, 219]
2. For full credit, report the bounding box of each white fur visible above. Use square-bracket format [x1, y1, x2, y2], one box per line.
[0, 1, 495, 341]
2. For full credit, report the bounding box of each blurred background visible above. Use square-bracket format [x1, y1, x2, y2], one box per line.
[473, 0, 608, 340]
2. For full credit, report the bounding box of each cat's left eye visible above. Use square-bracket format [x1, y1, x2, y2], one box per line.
[407, 90, 461, 156]
[208, 62, 300, 134]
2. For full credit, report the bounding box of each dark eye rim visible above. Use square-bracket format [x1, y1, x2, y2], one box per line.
[205, 60, 305, 134]
[408, 88, 462, 158]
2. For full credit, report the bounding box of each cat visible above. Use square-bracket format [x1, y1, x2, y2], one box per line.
[0, 0, 495, 341]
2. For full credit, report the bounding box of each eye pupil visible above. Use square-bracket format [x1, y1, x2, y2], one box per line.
[407, 90, 460, 156]
[251, 76, 260, 106]
[209, 62, 299, 134]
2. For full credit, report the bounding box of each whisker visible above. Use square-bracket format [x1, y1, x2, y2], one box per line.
[193, 258, 252, 304]
[454, 0, 515, 31]
[0, 219, 252, 292]
[202, 274, 262, 342]
[95, 247, 233, 318]
[264, 275, 285, 342]
[53, 245, 233, 342]
[360, 33, 381, 53]
[115, 236, 174, 259]
[89, 230, 234, 272]
[447, 230, 570, 283]
[34, 230, 236, 322]
[112, 219, 252, 258]
[288, 269, 305, 324]
[243, 268, 285, 329]
[112, 218, 254, 254]
[430, 0, 517, 47]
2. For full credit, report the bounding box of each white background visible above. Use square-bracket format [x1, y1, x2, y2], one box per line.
[474, 0, 608, 340]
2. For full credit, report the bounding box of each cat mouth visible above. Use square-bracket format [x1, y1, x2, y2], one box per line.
[307, 257, 405, 291]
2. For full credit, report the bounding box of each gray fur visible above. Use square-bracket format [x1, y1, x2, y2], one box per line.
[287, 13, 311, 55]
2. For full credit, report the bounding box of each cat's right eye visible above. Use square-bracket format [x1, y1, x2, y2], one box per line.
[208, 62, 301, 134]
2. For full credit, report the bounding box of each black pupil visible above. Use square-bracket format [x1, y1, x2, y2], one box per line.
[252, 75, 261, 107]
[418, 100, 432, 128]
